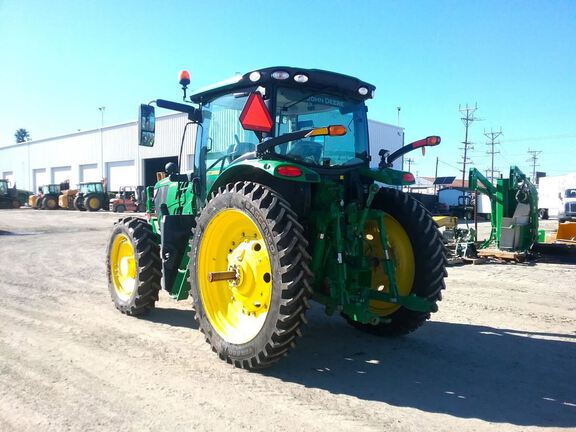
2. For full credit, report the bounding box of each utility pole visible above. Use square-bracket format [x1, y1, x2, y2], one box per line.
[527, 149, 542, 182]
[406, 157, 415, 173]
[434, 156, 439, 194]
[98, 106, 106, 179]
[484, 127, 502, 183]
[459, 103, 478, 188]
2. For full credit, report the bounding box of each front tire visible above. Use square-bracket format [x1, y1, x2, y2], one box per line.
[106, 217, 161, 315]
[42, 196, 58, 210]
[344, 188, 447, 336]
[190, 182, 312, 369]
[74, 195, 86, 211]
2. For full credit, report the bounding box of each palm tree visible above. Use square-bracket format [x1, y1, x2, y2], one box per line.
[14, 128, 31, 143]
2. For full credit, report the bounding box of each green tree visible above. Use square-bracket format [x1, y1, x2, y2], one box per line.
[14, 128, 31, 143]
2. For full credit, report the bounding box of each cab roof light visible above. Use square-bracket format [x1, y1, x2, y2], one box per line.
[294, 74, 309, 83]
[249, 71, 261, 82]
[277, 165, 302, 177]
[271, 70, 290, 80]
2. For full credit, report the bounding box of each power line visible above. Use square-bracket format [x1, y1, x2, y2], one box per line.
[526, 149, 542, 181]
[459, 103, 478, 187]
[484, 127, 502, 183]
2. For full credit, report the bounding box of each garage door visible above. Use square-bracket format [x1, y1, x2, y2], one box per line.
[80, 163, 99, 183]
[2, 171, 14, 187]
[106, 160, 135, 192]
[51, 166, 72, 184]
[33, 169, 48, 192]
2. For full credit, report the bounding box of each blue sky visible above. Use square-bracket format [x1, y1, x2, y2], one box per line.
[1, 0, 575, 179]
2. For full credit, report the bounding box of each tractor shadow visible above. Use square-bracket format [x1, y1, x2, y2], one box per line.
[265, 305, 576, 428]
[145, 307, 199, 330]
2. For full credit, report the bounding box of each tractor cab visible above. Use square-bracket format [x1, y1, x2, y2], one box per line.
[41, 184, 60, 195]
[79, 182, 104, 195]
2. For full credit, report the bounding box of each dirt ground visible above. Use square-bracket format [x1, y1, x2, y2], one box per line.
[0, 209, 574, 432]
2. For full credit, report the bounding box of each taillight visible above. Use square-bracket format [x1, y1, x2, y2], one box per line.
[277, 166, 302, 177]
[402, 173, 415, 182]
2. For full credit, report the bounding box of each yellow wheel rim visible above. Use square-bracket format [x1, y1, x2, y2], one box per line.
[364, 214, 415, 316]
[88, 197, 99, 210]
[47, 198, 56, 209]
[197, 209, 272, 344]
[109, 233, 137, 301]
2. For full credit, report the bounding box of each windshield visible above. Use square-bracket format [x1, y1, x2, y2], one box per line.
[42, 185, 59, 194]
[565, 189, 576, 198]
[80, 183, 103, 194]
[0, 180, 7, 195]
[274, 87, 369, 167]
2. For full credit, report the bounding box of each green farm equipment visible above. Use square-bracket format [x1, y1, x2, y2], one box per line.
[468, 166, 538, 258]
[34, 183, 66, 210]
[74, 181, 108, 211]
[0, 179, 21, 209]
[106, 67, 447, 369]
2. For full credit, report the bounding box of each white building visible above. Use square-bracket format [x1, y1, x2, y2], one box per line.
[0, 115, 404, 192]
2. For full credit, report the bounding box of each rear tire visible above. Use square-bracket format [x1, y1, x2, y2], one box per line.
[106, 217, 161, 315]
[344, 188, 447, 336]
[190, 182, 312, 369]
[12, 200, 20, 209]
[116, 204, 126, 213]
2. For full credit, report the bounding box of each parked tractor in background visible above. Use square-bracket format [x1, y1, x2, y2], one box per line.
[74, 181, 109, 211]
[59, 188, 79, 209]
[109, 186, 146, 212]
[0, 179, 21, 209]
[106, 67, 447, 369]
[29, 182, 68, 210]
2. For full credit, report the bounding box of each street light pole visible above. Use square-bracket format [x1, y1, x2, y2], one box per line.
[98, 106, 105, 180]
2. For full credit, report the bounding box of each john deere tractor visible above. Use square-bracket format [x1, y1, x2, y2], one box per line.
[106, 67, 447, 369]
[74, 181, 108, 211]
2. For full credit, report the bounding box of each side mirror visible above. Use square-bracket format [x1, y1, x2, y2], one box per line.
[139, 104, 155, 147]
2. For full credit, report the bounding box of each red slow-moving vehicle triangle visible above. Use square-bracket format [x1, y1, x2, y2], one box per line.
[239, 92, 273, 132]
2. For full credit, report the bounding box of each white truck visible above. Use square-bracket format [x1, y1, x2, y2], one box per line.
[537, 173, 576, 221]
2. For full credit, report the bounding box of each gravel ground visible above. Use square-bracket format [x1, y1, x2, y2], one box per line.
[0, 209, 575, 432]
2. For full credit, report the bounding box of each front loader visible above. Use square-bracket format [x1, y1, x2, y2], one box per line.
[106, 67, 447, 369]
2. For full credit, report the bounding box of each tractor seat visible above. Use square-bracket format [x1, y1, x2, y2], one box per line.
[228, 142, 255, 162]
[286, 140, 322, 164]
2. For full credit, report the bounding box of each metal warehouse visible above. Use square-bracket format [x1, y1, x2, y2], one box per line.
[0, 114, 403, 192]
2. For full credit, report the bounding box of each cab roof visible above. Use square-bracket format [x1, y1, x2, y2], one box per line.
[189, 66, 376, 105]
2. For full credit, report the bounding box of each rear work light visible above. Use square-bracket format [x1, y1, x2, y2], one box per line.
[277, 166, 302, 177]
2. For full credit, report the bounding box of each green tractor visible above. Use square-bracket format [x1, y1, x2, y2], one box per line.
[106, 67, 447, 369]
[0, 179, 21, 209]
[73, 181, 108, 211]
[37, 183, 63, 210]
